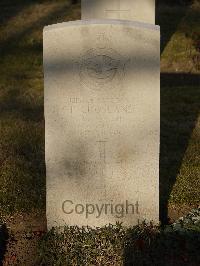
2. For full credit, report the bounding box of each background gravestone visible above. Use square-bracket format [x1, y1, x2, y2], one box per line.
[82, 0, 155, 24]
[44, 19, 160, 229]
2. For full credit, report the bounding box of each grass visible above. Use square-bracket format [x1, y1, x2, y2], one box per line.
[160, 86, 200, 205]
[0, 0, 81, 215]
[158, 1, 200, 72]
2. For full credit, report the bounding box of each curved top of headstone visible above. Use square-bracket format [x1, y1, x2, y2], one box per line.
[44, 19, 159, 33]
[81, 0, 155, 24]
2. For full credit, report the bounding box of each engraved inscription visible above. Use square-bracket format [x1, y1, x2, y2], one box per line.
[97, 140, 107, 164]
[67, 98, 135, 115]
[69, 103, 135, 114]
[77, 34, 128, 90]
[63, 139, 132, 181]
[97, 140, 107, 194]
[85, 55, 119, 83]
[78, 48, 124, 89]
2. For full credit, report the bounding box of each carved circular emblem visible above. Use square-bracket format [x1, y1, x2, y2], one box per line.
[78, 48, 125, 90]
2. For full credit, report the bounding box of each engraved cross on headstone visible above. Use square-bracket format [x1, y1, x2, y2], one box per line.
[96, 140, 107, 196]
[97, 140, 107, 164]
[105, 0, 131, 19]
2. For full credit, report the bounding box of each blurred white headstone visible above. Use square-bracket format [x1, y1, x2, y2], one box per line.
[44, 0, 160, 229]
[82, 0, 155, 24]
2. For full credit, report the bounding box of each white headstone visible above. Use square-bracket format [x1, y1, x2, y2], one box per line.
[82, 0, 155, 24]
[44, 20, 160, 229]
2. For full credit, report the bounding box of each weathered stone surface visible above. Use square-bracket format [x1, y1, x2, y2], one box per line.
[44, 20, 160, 229]
[82, 0, 155, 24]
